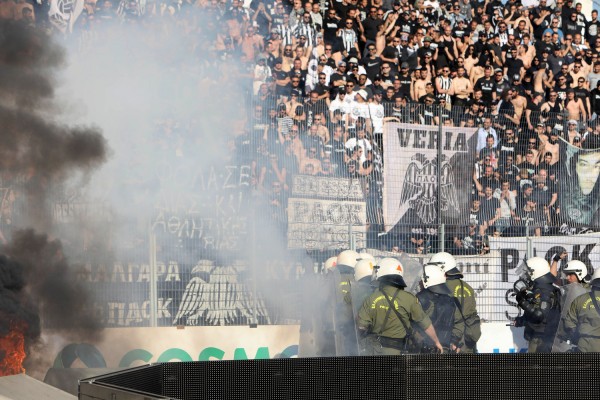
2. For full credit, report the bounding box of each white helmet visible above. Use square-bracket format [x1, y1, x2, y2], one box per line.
[376, 257, 404, 279]
[324, 256, 337, 272]
[421, 265, 447, 289]
[358, 252, 375, 261]
[337, 250, 359, 268]
[427, 252, 457, 273]
[563, 260, 588, 282]
[354, 259, 375, 282]
[526, 257, 551, 281]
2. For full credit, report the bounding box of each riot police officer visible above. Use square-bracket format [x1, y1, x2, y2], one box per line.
[416, 265, 465, 353]
[335, 249, 360, 299]
[426, 252, 481, 353]
[562, 268, 600, 352]
[554, 260, 591, 351]
[329, 249, 361, 356]
[357, 258, 443, 355]
[515, 257, 561, 353]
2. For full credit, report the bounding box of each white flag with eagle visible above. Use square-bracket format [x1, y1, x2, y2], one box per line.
[382, 120, 477, 232]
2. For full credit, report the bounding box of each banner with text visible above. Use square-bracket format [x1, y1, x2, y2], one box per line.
[287, 175, 366, 250]
[382, 122, 477, 232]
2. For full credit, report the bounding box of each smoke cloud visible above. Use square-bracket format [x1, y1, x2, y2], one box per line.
[0, 18, 107, 369]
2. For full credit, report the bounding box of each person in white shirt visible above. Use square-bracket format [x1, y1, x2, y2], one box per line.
[476, 117, 498, 153]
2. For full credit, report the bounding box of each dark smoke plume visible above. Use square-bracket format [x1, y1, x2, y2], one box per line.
[5, 230, 102, 339]
[0, 19, 108, 365]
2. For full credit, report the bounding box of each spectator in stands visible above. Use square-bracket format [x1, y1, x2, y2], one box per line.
[480, 186, 501, 235]
[479, 134, 499, 167]
[476, 117, 498, 153]
[518, 150, 538, 176]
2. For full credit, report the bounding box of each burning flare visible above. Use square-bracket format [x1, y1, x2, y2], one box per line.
[0, 321, 27, 376]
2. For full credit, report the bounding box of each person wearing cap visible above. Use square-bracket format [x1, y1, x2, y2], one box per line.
[394, 62, 411, 98]
[562, 268, 600, 352]
[329, 61, 349, 90]
[416, 35, 433, 65]
[329, 87, 350, 118]
[272, 57, 291, 97]
[348, 90, 372, 133]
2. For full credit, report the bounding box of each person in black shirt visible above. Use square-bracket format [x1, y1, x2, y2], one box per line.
[362, 7, 383, 51]
[498, 155, 520, 190]
[480, 186, 501, 235]
[583, 123, 600, 149]
[574, 77, 591, 117]
[362, 44, 383, 81]
[518, 150, 538, 177]
[497, 128, 518, 166]
[504, 47, 524, 80]
[323, 9, 342, 42]
[475, 66, 497, 106]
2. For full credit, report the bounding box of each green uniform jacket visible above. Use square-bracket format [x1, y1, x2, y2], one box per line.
[563, 289, 600, 352]
[357, 284, 432, 339]
[446, 278, 481, 344]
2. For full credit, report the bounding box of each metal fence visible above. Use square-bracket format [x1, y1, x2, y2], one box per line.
[5, 91, 600, 328]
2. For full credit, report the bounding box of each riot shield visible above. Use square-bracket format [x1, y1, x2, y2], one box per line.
[552, 282, 589, 352]
[298, 272, 337, 357]
[297, 268, 357, 357]
[399, 253, 426, 294]
[350, 280, 376, 356]
[331, 268, 360, 356]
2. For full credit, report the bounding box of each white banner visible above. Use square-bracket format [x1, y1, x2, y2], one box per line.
[287, 198, 366, 250]
[382, 122, 476, 231]
[41, 325, 300, 377]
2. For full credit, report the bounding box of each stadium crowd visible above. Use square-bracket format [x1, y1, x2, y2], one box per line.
[3, 0, 600, 256]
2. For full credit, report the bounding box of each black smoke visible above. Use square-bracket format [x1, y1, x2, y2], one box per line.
[0, 18, 107, 366]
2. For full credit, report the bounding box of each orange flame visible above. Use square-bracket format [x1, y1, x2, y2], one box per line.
[0, 322, 27, 376]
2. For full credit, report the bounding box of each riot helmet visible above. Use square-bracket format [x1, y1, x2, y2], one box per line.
[324, 256, 337, 272]
[527, 257, 551, 280]
[337, 250, 360, 268]
[563, 260, 589, 282]
[354, 259, 375, 282]
[421, 264, 451, 295]
[427, 252, 461, 276]
[376, 257, 406, 288]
